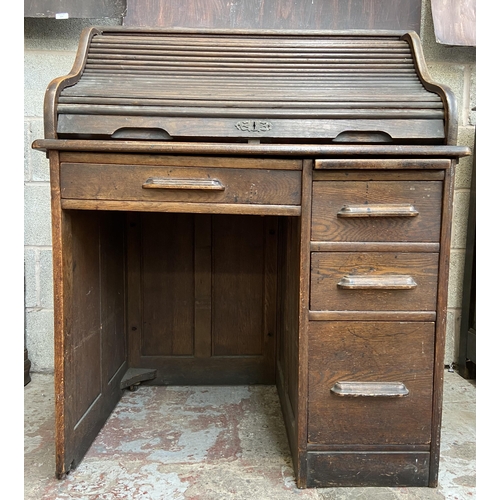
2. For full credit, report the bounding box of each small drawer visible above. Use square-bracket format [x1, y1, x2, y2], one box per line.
[310, 252, 439, 312]
[308, 321, 435, 446]
[60, 163, 302, 206]
[312, 180, 443, 242]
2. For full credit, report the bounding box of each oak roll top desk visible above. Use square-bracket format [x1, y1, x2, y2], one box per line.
[33, 27, 470, 488]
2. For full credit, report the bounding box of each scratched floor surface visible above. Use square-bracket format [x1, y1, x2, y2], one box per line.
[25, 371, 475, 500]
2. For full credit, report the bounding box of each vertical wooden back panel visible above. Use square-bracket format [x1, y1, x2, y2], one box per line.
[124, 0, 422, 32]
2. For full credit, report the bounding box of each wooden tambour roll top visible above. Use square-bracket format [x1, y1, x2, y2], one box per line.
[43, 28, 457, 145]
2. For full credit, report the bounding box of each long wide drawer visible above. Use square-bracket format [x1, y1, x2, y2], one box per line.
[312, 179, 443, 242]
[308, 321, 435, 446]
[310, 252, 439, 312]
[60, 163, 302, 206]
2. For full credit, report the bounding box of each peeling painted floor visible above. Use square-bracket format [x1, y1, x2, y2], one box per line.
[25, 371, 475, 499]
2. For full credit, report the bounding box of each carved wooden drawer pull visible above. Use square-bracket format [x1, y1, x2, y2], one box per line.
[337, 274, 417, 290]
[337, 203, 419, 217]
[142, 178, 225, 190]
[331, 381, 409, 397]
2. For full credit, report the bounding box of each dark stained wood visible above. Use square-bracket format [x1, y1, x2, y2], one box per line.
[140, 213, 195, 357]
[307, 321, 435, 446]
[314, 158, 451, 170]
[58, 152, 303, 170]
[276, 216, 301, 478]
[59, 162, 302, 206]
[24, 347, 31, 386]
[212, 215, 266, 356]
[306, 451, 430, 487]
[310, 252, 439, 312]
[428, 161, 456, 486]
[52, 207, 128, 477]
[194, 214, 212, 358]
[56, 115, 445, 142]
[38, 28, 463, 489]
[310, 241, 440, 253]
[313, 169, 446, 181]
[60, 199, 302, 217]
[99, 212, 127, 384]
[32, 139, 472, 158]
[127, 213, 277, 385]
[312, 178, 443, 243]
[263, 217, 279, 382]
[120, 368, 157, 390]
[42, 28, 461, 145]
[296, 159, 314, 487]
[309, 310, 436, 321]
[49, 151, 66, 478]
[125, 212, 142, 368]
[123, 0, 422, 32]
[401, 31, 459, 144]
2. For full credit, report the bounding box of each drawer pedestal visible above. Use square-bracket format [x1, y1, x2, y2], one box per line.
[300, 164, 454, 487]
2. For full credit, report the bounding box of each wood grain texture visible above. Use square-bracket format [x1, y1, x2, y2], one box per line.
[310, 241, 440, 253]
[60, 163, 302, 206]
[307, 321, 435, 446]
[296, 159, 314, 487]
[428, 161, 456, 486]
[306, 451, 430, 487]
[312, 179, 442, 242]
[127, 213, 277, 385]
[140, 213, 196, 356]
[309, 310, 436, 321]
[58, 153, 302, 170]
[54, 209, 127, 477]
[276, 216, 301, 481]
[33, 139, 472, 158]
[42, 27, 463, 145]
[38, 24, 462, 488]
[60, 199, 302, 216]
[314, 158, 450, 171]
[310, 252, 439, 312]
[123, 0, 422, 31]
[212, 215, 266, 357]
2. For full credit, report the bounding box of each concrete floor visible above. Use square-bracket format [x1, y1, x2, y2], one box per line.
[25, 370, 475, 500]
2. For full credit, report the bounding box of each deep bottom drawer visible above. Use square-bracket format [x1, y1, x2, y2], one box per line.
[306, 451, 430, 487]
[308, 321, 435, 445]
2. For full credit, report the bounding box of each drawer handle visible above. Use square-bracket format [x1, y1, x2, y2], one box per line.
[337, 204, 418, 217]
[331, 381, 409, 397]
[337, 274, 417, 290]
[142, 178, 225, 191]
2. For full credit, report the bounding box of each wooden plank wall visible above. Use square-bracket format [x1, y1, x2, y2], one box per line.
[430, 0, 475, 46]
[123, 0, 422, 31]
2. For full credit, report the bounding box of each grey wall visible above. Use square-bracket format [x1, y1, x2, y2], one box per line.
[418, 2, 476, 365]
[23, 0, 476, 373]
[24, 17, 123, 372]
